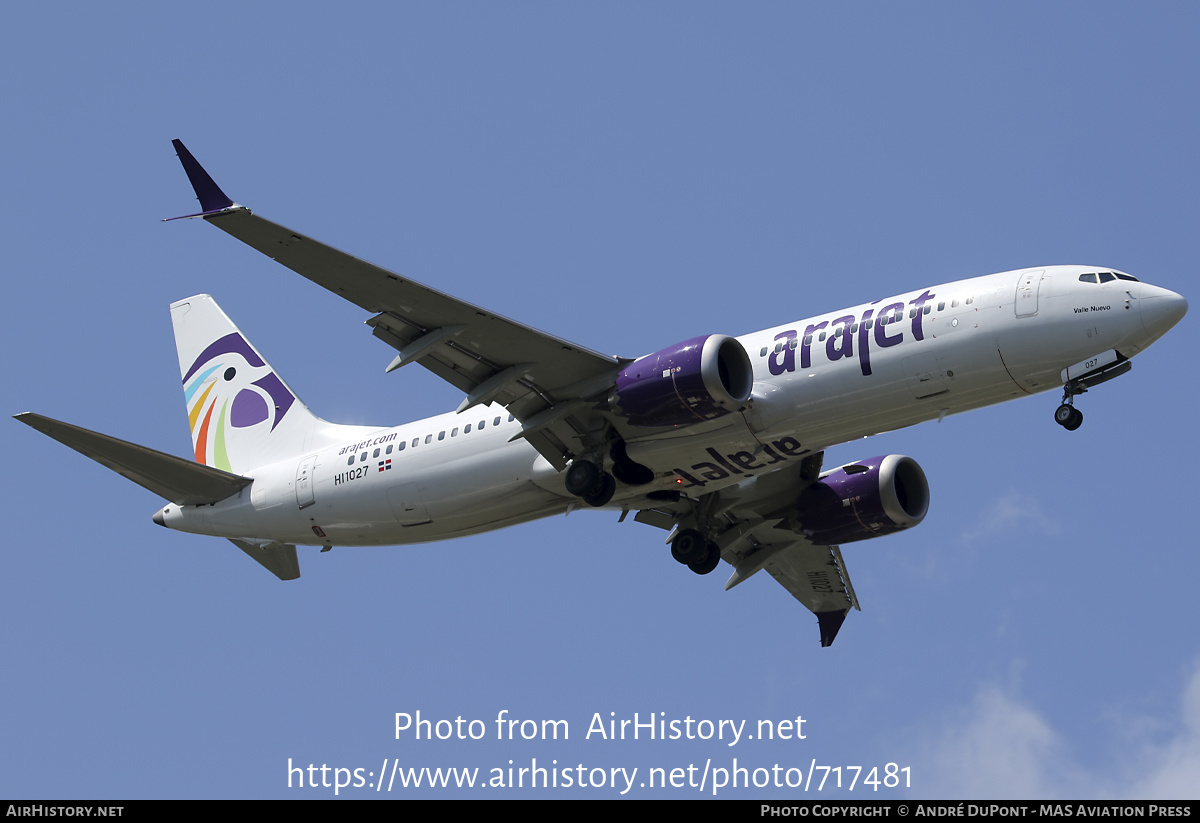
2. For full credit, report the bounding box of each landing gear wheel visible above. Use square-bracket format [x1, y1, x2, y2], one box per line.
[564, 460, 601, 497]
[1054, 404, 1084, 431]
[582, 473, 616, 507]
[688, 541, 721, 575]
[671, 529, 707, 565]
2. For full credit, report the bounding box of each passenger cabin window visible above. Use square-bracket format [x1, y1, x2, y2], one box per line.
[373, 448, 380, 458]
[438, 431, 445, 441]
[424, 434, 432, 445]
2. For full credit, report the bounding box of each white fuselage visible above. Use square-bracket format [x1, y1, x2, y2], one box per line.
[159, 265, 1183, 546]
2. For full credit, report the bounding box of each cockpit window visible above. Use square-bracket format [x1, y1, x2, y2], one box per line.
[1080, 271, 1140, 284]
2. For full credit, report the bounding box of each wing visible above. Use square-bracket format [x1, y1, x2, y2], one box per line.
[168, 140, 623, 470]
[758, 543, 860, 647]
[634, 451, 861, 648]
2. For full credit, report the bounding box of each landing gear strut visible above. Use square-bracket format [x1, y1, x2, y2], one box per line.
[1055, 381, 1085, 431]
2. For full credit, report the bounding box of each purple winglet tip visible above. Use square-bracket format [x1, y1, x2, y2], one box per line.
[171, 139, 234, 213]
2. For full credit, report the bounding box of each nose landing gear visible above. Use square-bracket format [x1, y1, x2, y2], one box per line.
[1052, 352, 1135, 432]
[1055, 381, 1085, 431]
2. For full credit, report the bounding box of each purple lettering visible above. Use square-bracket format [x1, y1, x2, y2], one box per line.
[705, 447, 738, 475]
[800, 322, 827, 369]
[825, 315, 855, 363]
[729, 451, 765, 471]
[875, 302, 905, 350]
[772, 436, 805, 456]
[856, 308, 876, 376]
[760, 444, 787, 464]
[909, 290, 935, 341]
[692, 461, 729, 481]
[769, 331, 797, 375]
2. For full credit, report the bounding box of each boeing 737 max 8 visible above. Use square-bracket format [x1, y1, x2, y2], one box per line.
[15, 140, 1189, 646]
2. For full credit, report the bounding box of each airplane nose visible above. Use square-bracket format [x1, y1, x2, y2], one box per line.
[1140, 288, 1188, 341]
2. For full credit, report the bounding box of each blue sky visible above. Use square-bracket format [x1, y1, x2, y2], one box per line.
[3, 2, 1198, 799]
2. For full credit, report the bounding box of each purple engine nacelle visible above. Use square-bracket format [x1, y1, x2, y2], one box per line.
[794, 455, 930, 545]
[612, 334, 754, 428]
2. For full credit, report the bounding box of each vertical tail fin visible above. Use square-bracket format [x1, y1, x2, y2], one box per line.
[171, 295, 321, 473]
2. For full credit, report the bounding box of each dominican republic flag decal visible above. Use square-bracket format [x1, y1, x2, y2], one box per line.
[378, 459, 392, 472]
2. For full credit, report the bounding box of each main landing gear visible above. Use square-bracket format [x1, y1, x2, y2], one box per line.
[564, 450, 721, 576]
[1054, 380, 1085, 431]
[564, 441, 652, 508]
[564, 459, 616, 507]
[670, 528, 721, 576]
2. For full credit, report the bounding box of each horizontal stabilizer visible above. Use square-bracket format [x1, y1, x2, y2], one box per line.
[229, 538, 300, 581]
[15, 412, 252, 506]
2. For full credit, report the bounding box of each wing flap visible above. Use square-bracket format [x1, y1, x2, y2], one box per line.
[15, 412, 251, 506]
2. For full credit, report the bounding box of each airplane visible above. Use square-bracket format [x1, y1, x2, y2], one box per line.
[15, 140, 1189, 647]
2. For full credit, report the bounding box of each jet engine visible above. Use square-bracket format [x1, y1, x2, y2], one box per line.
[611, 334, 753, 428]
[793, 455, 929, 545]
